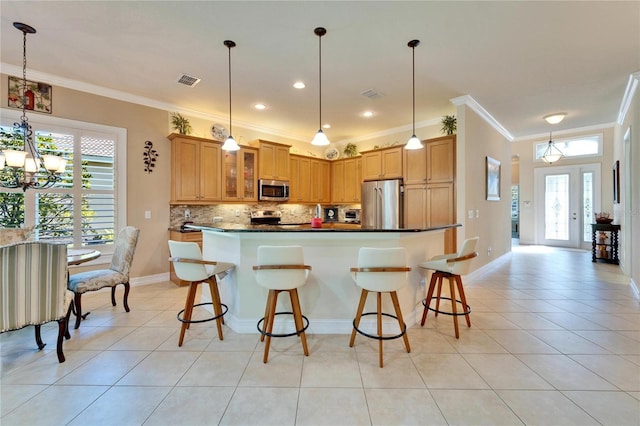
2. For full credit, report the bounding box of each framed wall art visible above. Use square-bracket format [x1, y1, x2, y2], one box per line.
[486, 156, 501, 201]
[613, 160, 620, 204]
[7, 76, 52, 114]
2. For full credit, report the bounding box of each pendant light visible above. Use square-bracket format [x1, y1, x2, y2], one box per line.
[311, 27, 330, 146]
[541, 130, 564, 164]
[1, 22, 66, 191]
[405, 39, 423, 150]
[221, 40, 240, 151]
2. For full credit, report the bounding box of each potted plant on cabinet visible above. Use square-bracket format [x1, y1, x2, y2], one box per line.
[440, 115, 456, 135]
[171, 112, 192, 135]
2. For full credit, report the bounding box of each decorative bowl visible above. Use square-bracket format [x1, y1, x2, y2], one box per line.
[596, 218, 613, 224]
[594, 212, 613, 224]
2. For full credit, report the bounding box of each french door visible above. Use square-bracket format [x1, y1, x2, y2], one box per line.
[535, 163, 600, 249]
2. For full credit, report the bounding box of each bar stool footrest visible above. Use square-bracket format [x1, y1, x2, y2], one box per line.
[177, 302, 228, 324]
[422, 297, 471, 317]
[257, 312, 309, 338]
[353, 312, 407, 341]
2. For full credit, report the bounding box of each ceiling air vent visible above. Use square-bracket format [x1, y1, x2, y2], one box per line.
[177, 74, 201, 87]
[361, 89, 384, 100]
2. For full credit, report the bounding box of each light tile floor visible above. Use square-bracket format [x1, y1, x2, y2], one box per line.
[2, 244, 639, 425]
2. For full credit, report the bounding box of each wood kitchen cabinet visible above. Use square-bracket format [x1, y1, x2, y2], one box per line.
[169, 230, 202, 286]
[427, 136, 455, 183]
[254, 139, 290, 180]
[290, 155, 331, 203]
[332, 157, 361, 203]
[169, 133, 221, 204]
[222, 146, 258, 201]
[290, 154, 311, 202]
[361, 146, 403, 181]
[403, 135, 457, 253]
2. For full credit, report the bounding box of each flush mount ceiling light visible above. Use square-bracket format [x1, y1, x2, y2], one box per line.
[405, 39, 423, 150]
[1, 22, 66, 191]
[363, 111, 374, 118]
[543, 112, 567, 125]
[311, 27, 330, 146]
[542, 130, 564, 164]
[254, 103, 266, 110]
[221, 40, 240, 151]
[293, 81, 306, 89]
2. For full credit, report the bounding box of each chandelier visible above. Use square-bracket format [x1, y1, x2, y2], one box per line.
[0, 22, 66, 191]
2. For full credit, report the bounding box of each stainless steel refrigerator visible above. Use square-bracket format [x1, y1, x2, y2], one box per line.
[361, 179, 403, 229]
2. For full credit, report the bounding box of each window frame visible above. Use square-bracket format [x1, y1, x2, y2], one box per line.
[0, 108, 127, 263]
[534, 133, 603, 162]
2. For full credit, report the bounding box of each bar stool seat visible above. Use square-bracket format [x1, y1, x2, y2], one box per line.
[253, 245, 311, 363]
[419, 237, 479, 338]
[349, 247, 411, 368]
[168, 240, 234, 347]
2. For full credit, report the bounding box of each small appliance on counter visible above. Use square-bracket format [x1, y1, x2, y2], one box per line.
[344, 209, 361, 223]
[324, 207, 338, 222]
[312, 204, 323, 228]
[250, 210, 282, 225]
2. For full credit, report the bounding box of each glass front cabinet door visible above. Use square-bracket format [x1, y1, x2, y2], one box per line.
[223, 147, 257, 201]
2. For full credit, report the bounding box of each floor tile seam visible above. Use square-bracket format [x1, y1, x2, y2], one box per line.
[459, 352, 555, 391]
[0, 381, 53, 419]
[565, 354, 633, 392]
[59, 382, 113, 426]
[557, 389, 615, 424]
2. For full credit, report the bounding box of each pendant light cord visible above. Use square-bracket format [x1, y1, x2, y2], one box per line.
[412, 43, 415, 135]
[318, 32, 322, 129]
[227, 43, 233, 136]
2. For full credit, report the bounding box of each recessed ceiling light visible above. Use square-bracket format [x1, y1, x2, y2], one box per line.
[322, 123, 331, 129]
[254, 103, 266, 110]
[363, 111, 374, 118]
[293, 81, 305, 89]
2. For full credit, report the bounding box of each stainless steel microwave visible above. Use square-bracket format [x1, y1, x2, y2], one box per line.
[258, 179, 290, 201]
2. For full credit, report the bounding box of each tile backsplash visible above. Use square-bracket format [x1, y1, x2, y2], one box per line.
[170, 203, 360, 227]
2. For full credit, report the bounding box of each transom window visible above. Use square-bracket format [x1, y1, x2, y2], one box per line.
[0, 110, 126, 250]
[535, 134, 602, 161]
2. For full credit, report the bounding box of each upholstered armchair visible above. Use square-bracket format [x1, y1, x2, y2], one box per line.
[68, 226, 139, 329]
[0, 242, 73, 363]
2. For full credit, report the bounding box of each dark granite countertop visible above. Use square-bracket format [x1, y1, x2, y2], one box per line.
[168, 227, 202, 233]
[186, 222, 460, 233]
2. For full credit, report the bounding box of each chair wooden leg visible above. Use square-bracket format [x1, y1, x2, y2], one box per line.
[56, 317, 67, 363]
[290, 288, 309, 356]
[208, 277, 224, 341]
[455, 275, 471, 328]
[377, 291, 383, 368]
[178, 282, 198, 347]
[122, 282, 131, 312]
[434, 274, 444, 317]
[74, 293, 83, 329]
[421, 273, 438, 326]
[448, 276, 459, 338]
[350, 289, 368, 347]
[34, 325, 45, 350]
[260, 290, 274, 342]
[111, 286, 117, 306]
[64, 302, 72, 340]
[263, 290, 279, 363]
[390, 291, 410, 354]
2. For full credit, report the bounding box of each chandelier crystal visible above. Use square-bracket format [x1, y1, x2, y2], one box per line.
[0, 22, 65, 191]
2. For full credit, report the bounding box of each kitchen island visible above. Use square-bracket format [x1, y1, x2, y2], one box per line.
[188, 223, 460, 334]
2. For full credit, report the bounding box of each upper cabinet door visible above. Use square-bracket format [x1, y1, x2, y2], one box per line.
[404, 145, 428, 184]
[169, 133, 222, 204]
[257, 140, 291, 180]
[427, 136, 455, 183]
[361, 146, 402, 181]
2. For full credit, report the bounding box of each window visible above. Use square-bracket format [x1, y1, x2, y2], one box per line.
[535, 134, 602, 161]
[0, 109, 126, 251]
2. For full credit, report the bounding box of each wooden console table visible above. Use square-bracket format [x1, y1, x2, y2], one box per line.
[591, 223, 620, 264]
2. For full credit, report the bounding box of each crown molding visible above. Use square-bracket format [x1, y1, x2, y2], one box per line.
[617, 71, 640, 125]
[512, 122, 616, 142]
[450, 95, 514, 142]
[1, 63, 309, 143]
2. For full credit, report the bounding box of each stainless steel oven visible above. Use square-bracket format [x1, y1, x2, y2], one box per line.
[258, 179, 290, 201]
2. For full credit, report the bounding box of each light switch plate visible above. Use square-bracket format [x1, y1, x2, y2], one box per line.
[144, 210, 151, 219]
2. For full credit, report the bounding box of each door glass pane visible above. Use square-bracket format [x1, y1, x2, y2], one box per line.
[582, 172, 594, 242]
[545, 174, 569, 240]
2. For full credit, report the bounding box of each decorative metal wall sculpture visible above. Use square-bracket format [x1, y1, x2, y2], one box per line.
[143, 140, 158, 173]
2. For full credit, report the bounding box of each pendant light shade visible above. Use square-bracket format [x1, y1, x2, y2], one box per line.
[541, 131, 564, 164]
[221, 40, 240, 151]
[311, 27, 330, 146]
[405, 39, 423, 150]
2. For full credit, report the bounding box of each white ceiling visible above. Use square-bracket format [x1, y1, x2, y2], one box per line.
[1, 1, 638, 144]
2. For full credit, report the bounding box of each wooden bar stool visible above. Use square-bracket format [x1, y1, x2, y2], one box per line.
[419, 237, 479, 338]
[168, 240, 234, 347]
[349, 247, 411, 368]
[253, 245, 311, 363]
